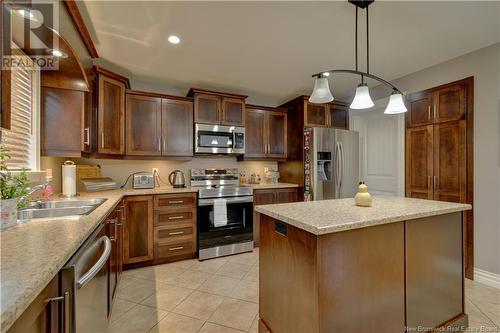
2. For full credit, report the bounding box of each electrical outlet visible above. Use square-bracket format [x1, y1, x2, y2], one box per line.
[152, 168, 159, 175]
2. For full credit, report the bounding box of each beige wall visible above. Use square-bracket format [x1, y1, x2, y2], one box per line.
[41, 156, 277, 191]
[371, 43, 500, 276]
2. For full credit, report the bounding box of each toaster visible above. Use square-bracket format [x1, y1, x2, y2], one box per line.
[133, 172, 155, 189]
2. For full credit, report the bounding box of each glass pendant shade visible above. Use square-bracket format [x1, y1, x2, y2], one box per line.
[309, 77, 334, 104]
[350, 83, 374, 109]
[384, 91, 408, 114]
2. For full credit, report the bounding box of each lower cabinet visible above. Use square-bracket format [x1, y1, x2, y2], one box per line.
[7, 275, 60, 333]
[154, 193, 197, 261]
[123, 196, 154, 264]
[253, 187, 299, 245]
[107, 203, 124, 312]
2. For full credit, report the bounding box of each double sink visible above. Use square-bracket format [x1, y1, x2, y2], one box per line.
[18, 198, 107, 221]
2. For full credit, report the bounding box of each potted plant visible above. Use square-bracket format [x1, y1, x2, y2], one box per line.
[0, 146, 29, 229]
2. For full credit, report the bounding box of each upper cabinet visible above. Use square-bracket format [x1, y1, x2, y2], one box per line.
[406, 81, 466, 128]
[95, 67, 129, 155]
[125, 91, 193, 158]
[243, 105, 287, 160]
[304, 100, 349, 128]
[188, 88, 247, 126]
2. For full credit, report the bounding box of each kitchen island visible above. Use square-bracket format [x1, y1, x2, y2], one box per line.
[255, 196, 471, 333]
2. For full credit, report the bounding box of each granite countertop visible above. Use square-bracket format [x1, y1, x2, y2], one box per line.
[255, 196, 471, 236]
[0, 186, 197, 332]
[242, 182, 299, 189]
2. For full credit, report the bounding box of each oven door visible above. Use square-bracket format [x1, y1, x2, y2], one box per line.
[197, 196, 253, 250]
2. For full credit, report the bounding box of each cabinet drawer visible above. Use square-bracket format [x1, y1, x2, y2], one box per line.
[154, 193, 196, 210]
[155, 241, 195, 258]
[155, 210, 194, 226]
[154, 225, 194, 243]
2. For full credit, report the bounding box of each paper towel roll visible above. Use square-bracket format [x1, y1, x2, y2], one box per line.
[62, 161, 76, 197]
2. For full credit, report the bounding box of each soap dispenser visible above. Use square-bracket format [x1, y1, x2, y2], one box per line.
[354, 181, 372, 207]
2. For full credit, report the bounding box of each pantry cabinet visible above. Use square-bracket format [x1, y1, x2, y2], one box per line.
[244, 105, 287, 160]
[188, 88, 247, 126]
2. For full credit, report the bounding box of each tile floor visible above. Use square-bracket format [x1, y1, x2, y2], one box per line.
[108, 248, 499, 333]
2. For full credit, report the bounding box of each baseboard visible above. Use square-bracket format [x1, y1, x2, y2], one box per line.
[474, 268, 500, 289]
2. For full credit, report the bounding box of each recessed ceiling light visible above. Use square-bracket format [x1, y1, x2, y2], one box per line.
[168, 35, 181, 44]
[51, 49, 65, 57]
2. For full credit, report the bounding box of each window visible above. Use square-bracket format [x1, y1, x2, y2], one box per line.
[0, 52, 40, 170]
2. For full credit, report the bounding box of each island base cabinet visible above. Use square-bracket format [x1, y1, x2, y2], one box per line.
[259, 212, 467, 333]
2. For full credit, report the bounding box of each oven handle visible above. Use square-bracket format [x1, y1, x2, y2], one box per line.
[198, 196, 253, 206]
[76, 236, 112, 289]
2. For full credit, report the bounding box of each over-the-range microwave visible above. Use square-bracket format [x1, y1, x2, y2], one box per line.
[194, 123, 245, 155]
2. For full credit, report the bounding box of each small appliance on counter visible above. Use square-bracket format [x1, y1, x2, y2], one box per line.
[169, 170, 186, 188]
[133, 172, 155, 189]
[78, 177, 118, 192]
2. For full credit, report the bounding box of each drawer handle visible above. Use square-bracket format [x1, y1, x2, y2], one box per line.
[168, 231, 184, 236]
[168, 200, 184, 204]
[168, 215, 184, 220]
[169, 246, 184, 251]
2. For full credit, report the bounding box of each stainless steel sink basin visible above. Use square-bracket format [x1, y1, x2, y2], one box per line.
[18, 198, 107, 221]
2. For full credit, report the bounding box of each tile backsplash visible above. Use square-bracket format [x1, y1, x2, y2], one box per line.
[41, 156, 277, 192]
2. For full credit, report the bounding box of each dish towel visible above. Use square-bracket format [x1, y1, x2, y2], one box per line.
[213, 198, 228, 227]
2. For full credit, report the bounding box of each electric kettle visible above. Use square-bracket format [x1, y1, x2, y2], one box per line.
[168, 170, 186, 188]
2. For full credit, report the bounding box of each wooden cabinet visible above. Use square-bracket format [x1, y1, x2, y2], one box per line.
[329, 103, 349, 128]
[124, 91, 193, 158]
[244, 106, 287, 160]
[153, 193, 197, 261]
[107, 203, 124, 310]
[126, 94, 162, 156]
[406, 81, 466, 128]
[405, 77, 473, 279]
[123, 195, 154, 264]
[162, 98, 193, 157]
[253, 187, 299, 245]
[41, 87, 84, 157]
[188, 88, 247, 126]
[305, 102, 328, 127]
[95, 67, 129, 155]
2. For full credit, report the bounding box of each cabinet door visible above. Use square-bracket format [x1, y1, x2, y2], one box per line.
[305, 103, 328, 127]
[267, 111, 287, 158]
[221, 97, 245, 126]
[123, 196, 154, 264]
[245, 108, 267, 158]
[433, 84, 466, 124]
[433, 121, 466, 203]
[41, 87, 84, 157]
[405, 126, 434, 199]
[276, 188, 298, 203]
[116, 204, 124, 282]
[194, 94, 220, 124]
[162, 99, 193, 157]
[253, 189, 277, 245]
[328, 104, 349, 129]
[106, 212, 118, 308]
[98, 75, 125, 154]
[126, 94, 162, 156]
[82, 89, 93, 153]
[406, 91, 433, 127]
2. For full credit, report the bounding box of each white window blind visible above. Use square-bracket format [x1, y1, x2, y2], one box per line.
[1, 55, 38, 170]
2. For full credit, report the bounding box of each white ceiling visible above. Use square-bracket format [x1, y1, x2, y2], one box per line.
[78, 1, 500, 105]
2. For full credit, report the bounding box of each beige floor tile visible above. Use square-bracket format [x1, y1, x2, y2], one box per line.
[228, 279, 259, 303]
[465, 298, 483, 316]
[163, 269, 212, 289]
[215, 261, 252, 279]
[197, 275, 240, 297]
[208, 298, 259, 331]
[199, 322, 246, 333]
[172, 290, 226, 321]
[242, 266, 259, 282]
[107, 304, 168, 333]
[474, 301, 500, 327]
[189, 257, 230, 274]
[227, 251, 259, 266]
[159, 258, 197, 270]
[465, 279, 500, 305]
[148, 312, 204, 333]
[109, 298, 137, 323]
[249, 315, 259, 333]
[126, 265, 186, 282]
[116, 277, 159, 303]
[141, 284, 193, 311]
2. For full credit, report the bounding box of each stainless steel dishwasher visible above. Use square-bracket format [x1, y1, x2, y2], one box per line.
[61, 222, 111, 333]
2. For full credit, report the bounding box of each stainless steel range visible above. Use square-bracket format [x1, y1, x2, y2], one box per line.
[191, 168, 253, 260]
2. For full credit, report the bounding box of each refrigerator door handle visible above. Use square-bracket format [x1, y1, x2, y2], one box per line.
[335, 142, 341, 198]
[339, 142, 345, 191]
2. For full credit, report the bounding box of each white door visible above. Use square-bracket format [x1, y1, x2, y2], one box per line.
[350, 99, 405, 196]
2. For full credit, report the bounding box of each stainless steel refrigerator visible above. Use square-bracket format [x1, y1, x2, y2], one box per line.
[304, 128, 359, 201]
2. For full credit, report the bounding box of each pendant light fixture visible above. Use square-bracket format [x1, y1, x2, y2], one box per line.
[309, 0, 407, 114]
